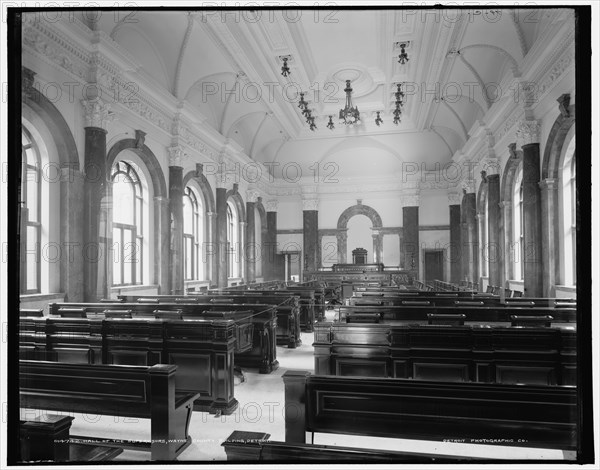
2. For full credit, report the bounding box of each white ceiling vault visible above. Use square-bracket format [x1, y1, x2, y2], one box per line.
[90, 7, 567, 181]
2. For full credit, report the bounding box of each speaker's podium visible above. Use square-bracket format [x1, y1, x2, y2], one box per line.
[351, 247, 368, 265]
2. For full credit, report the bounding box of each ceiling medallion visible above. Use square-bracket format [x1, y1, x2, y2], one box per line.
[338, 80, 361, 125]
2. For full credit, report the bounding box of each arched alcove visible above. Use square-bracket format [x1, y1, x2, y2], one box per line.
[336, 203, 383, 263]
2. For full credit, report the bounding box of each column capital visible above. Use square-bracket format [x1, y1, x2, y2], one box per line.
[246, 189, 260, 203]
[215, 178, 228, 189]
[539, 178, 559, 191]
[81, 97, 114, 129]
[302, 198, 319, 211]
[265, 199, 279, 212]
[462, 179, 476, 194]
[516, 119, 541, 147]
[168, 145, 187, 168]
[447, 192, 462, 205]
[401, 194, 420, 207]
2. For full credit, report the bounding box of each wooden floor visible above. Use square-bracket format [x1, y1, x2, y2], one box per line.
[20, 309, 577, 463]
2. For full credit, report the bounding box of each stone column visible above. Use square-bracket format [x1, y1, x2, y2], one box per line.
[216, 185, 228, 288]
[477, 211, 486, 285]
[540, 178, 559, 297]
[81, 98, 111, 302]
[371, 229, 383, 264]
[238, 220, 246, 281]
[265, 200, 278, 281]
[302, 198, 319, 273]
[153, 196, 170, 293]
[487, 174, 502, 288]
[448, 194, 462, 284]
[245, 190, 259, 283]
[449, 205, 462, 284]
[402, 199, 419, 278]
[60, 167, 85, 302]
[463, 192, 478, 285]
[206, 211, 217, 286]
[168, 146, 184, 295]
[336, 231, 347, 264]
[500, 200, 513, 283]
[518, 120, 543, 297]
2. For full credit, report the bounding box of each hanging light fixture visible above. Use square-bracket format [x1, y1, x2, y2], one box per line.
[308, 115, 317, 131]
[375, 111, 383, 126]
[281, 56, 290, 77]
[298, 92, 308, 110]
[398, 43, 409, 65]
[395, 83, 404, 106]
[338, 80, 361, 125]
[393, 83, 404, 125]
[327, 115, 335, 130]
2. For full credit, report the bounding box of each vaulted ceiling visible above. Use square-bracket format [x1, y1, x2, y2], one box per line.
[90, 8, 568, 180]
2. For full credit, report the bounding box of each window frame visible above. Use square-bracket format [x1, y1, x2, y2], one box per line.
[110, 161, 144, 286]
[21, 129, 42, 294]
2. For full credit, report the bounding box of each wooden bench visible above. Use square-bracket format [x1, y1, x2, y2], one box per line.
[20, 414, 123, 462]
[19, 316, 239, 415]
[221, 430, 484, 462]
[314, 321, 576, 385]
[20, 360, 199, 460]
[282, 370, 577, 451]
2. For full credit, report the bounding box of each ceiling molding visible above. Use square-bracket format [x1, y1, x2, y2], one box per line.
[173, 12, 195, 98]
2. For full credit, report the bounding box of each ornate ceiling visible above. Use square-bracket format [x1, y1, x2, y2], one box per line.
[89, 8, 571, 180]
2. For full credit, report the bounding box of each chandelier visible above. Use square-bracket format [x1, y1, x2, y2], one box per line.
[398, 43, 409, 65]
[393, 83, 404, 125]
[298, 92, 317, 131]
[338, 80, 361, 125]
[327, 115, 335, 130]
[281, 56, 290, 77]
[375, 111, 383, 126]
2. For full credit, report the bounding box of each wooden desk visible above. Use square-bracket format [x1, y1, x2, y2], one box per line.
[20, 361, 199, 460]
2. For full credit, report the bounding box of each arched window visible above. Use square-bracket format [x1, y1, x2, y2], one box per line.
[561, 138, 576, 286]
[21, 128, 42, 293]
[183, 185, 203, 281]
[111, 161, 144, 286]
[226, 202, 239, 278]
[512, 166, 524, 280]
